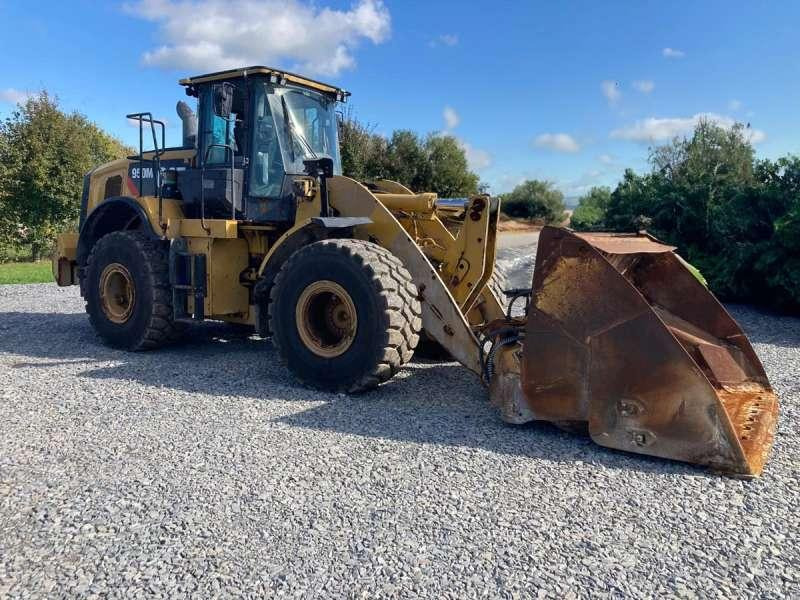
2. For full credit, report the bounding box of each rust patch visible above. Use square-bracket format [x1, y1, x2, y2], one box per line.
[717, 386, 779, 476]
[575, 232, 675, 254]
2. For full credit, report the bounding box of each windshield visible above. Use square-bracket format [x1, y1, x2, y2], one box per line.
[267, 86, 342, 175]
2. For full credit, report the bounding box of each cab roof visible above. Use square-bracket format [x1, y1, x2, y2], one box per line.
[178, 66, 350, 100]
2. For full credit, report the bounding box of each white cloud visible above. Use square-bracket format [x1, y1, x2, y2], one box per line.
[534, 133, 581, 153]
[125, 0, 391, 76]
[459, 140, 491, 171]
[601, 80, 621, 104]
[728, 99, 742, 111]
[598, 153, 615, 165]
[434, 33, 459, 47]
[562, 170, 606, 197]
[610, 112, 766, 144]
[632, 80, 655, 93]
[494, 174, 526, 193]
[443, 106, 460, 130]
[662, 47, 685, 59]
[0, 88, 33, 104]
[745, 128, 767, 144]
[438, 106, 490, 170]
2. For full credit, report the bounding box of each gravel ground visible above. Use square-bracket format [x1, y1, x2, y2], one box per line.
[1, 241, 798, 597]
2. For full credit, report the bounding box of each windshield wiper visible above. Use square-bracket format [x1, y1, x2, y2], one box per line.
[281, 95, 317, 161]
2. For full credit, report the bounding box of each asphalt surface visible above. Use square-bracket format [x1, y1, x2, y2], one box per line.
[0, 236, 798, 597]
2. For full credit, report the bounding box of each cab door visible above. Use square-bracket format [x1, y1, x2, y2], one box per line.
[194, 81, 248, 218]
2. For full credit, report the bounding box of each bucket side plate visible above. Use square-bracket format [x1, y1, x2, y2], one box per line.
[520, 227, 777, 476]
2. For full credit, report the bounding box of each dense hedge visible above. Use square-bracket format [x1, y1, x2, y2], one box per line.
[500, 179, 566, 224]
[572, 121, 800, 312]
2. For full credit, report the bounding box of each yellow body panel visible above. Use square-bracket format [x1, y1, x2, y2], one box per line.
[185, 237, 251, 320]
[167, 218, 239, 239]
[52, 232, 79, 286]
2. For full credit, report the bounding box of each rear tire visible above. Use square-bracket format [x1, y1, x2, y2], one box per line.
[84, 231, 178, 350]
[268, 238, 421, 393]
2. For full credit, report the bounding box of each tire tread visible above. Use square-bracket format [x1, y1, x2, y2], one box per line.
[268, 238, 421, 393]
[84, 230, 179, 351]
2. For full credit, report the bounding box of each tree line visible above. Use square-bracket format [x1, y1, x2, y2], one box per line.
[3, 94, 794, 313]
[571, 120, 800, 312]
[338, 107, 567, 222]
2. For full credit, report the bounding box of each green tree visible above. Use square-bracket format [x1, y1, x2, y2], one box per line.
[573, 118, 799, 311]
[423, 134, 480, 198]
[603, 169, 658, 232]
[500, 180, 566, 224]
[337, 112, 480, 197]
[384, 130, 429, 190]
[0, 92, 130, 259]
[570, 186, 611, 230]
[337, 107, 387, 181]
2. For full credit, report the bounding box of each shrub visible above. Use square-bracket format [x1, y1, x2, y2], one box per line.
[570, 186, 611, 230]
[571, 121, 800, 312]
[500, 180, 566, 224]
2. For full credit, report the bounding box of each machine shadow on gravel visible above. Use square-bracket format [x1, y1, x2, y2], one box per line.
[277, 361, 703, 477]
[0, 311, 702, 475]
[0, 312, 261, 358]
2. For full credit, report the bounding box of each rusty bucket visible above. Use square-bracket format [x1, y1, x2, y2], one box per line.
[515, 226, 778, 477]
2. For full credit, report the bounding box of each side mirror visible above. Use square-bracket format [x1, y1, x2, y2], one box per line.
[213, 83, 233, 118]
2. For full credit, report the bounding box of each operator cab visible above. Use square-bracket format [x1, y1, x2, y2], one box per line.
[173, 66, 348, 223]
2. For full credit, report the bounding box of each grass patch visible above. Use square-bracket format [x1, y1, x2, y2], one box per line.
[0, 261, 53, 284]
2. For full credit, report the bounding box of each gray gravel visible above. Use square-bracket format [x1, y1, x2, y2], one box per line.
[1, 249, 799, 596]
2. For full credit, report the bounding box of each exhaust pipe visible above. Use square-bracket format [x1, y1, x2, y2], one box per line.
[176, 101, 197, 148]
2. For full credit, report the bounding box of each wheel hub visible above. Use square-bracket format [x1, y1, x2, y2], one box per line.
[296, 280, 357, 358]
[99, 263, 136, 324]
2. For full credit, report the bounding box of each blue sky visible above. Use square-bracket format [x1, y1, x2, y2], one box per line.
[1, 0, 798, 198]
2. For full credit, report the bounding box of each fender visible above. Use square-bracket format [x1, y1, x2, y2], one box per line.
[76, 196, 159, 268]
[253, 216, 369, 289]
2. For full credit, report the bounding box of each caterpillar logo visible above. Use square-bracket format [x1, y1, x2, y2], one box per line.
[130, 166, 154, 179]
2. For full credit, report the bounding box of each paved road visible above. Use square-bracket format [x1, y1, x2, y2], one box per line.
[0, 247, 798, 597]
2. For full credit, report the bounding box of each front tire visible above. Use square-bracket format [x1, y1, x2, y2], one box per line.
[268, 238, 421, 393]
[84, 231, 178, 350]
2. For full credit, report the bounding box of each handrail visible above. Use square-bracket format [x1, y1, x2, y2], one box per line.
[126, 112, 167, 233]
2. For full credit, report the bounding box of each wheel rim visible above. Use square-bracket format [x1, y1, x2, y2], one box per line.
[99, 263, 136, 324]
[295, 280, 358, 358]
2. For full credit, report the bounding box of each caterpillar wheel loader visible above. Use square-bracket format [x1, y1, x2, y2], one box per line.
[53, 66, 778, 477]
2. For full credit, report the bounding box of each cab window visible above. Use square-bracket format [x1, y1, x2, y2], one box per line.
[249, 85, 285, 198]
[199, 84, 246, 166]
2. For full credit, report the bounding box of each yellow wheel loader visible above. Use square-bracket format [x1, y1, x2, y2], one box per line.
[52, 66, 777, 476]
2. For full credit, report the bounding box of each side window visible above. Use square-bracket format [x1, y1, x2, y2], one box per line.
[199, 85, 244, 165]
[103, 175, 122, 199]
[249, 90, 284, 198]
